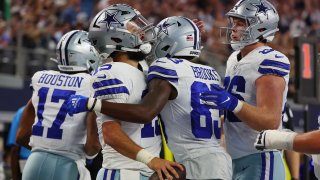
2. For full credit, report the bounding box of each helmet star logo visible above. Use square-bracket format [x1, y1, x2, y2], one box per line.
[158, 19, 175, 35]
[99, 11, 122, 29]
[252, 2, 271, 15]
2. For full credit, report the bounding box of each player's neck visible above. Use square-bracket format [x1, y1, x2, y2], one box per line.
[114, 52, 139, 68]
[240, 42, 265, 58]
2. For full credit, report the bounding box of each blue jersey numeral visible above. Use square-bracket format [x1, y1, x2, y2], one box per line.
[190, 81, 220, 139]
[141, 120, 161, 138]
[140, 89, 161, 138]
[224, 76, 246, 122]
[32, 87, 76, 139]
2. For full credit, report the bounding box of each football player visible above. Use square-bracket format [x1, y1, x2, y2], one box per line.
[84, 4, 182, 180]
[16, 30, 101, 180]
[68, 16, 232, 180]
[200, 0, 289, 179]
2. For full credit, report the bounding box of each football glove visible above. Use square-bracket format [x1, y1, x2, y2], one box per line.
[67, 95, 89, 116]
[200, 85, 243, 113]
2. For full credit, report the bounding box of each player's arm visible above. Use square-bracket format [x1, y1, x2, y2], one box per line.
[255, 129, 320, 154]
[100, 78, 173, 123]
[10, 145, 21, 180]
[103, 120, 183, 180]
[235, 75, 285, 131]
[68, 78, 174, 124]
[84, 112, 101, 158]
[293, 131, 320, 153]
[284, 150, 300, 180]
[16, 100, 35, 150]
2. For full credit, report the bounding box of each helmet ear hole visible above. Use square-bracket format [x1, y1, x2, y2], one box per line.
[258, 28, 266, 32]
[111, 37, 122, 43]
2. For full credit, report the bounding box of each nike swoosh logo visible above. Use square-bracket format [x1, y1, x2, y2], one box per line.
[275, 54, 284, 58]
[222, 97, 230, 104]
[97, 74, 106, 79]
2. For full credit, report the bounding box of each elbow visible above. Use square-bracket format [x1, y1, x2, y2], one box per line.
[138, 108, 157, 123]
[86, 142, 101, 156]
[104, 131, 117, 147]
[139, 113, 155, 123]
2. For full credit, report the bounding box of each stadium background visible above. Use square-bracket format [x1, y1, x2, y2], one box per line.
[0, 0, 319, 179]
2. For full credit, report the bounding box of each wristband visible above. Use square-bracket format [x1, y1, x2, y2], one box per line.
[266, 131, 297, 150]
[233, 100, 243, 113]
[85, 152, 99, 160]
[136, 149, 156, 165]
[87, 98, 102, 112]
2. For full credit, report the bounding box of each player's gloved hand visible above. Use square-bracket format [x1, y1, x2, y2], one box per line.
[200, 85, 243, 113]
[67, 95, 89, 116]
[254, 130, 298, 151]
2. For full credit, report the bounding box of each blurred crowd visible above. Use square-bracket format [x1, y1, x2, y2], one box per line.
[0, 1, 320, 179]
[0, 0, 319, 74]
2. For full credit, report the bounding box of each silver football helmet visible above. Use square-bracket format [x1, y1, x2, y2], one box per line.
[88, 4, 156, 59]
[151, 16, 201, 60]
[221, 0, 279, 50]
[55, 30, 100, 72]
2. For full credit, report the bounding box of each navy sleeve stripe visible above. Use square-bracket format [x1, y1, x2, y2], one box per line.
[94, 86, 129, 97]
[93, 79, 123, 89]
[148, 66, 178, 77]
[258, 67, 289, 77]
[260, 59, 290, 71]
[100, 67, 111, 71]
[147, 74, 178, 83]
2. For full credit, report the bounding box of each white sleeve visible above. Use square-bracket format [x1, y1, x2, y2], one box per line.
[147, 58, 179, 94]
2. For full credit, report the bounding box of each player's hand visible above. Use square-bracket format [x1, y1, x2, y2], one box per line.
[200, 85, 240, 112]
[147, 157, 184, 180]
[192, 19, 205, 34]
[67, 95, 89, 116]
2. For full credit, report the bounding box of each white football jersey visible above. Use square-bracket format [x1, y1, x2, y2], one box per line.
[92, 62, 161, 176]
[147, 58, 227, 163]
[29, 70, 93, 161]
[224, 46, 290, 159]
